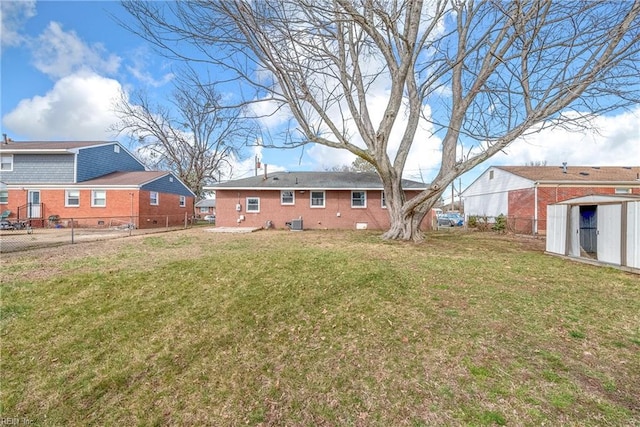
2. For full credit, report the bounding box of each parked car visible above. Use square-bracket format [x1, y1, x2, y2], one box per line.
[203, 214, 216, 223]
[0, 220, 14, 230]
[437, 212, 464, 227]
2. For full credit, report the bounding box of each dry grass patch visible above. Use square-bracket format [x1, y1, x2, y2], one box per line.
[1, 229, 638, 425]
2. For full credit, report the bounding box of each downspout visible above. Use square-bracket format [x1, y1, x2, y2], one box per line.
[533, 182, 538, 235]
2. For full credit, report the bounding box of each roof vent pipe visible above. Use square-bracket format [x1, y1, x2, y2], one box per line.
[562, 162, 567, 173]
[2, 134, 7, 144]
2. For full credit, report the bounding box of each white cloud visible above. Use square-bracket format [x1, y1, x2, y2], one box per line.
[492, 107, 640, 167]
[125, 46, 174, 88]
[2, 71, 123, 140]
[0, 0, 36, 48]
[30, 21, 121, 79]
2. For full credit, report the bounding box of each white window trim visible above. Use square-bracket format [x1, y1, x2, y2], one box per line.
[351, 191, 367, 208]
[615, 188, 631, 194]
[310, 191, 325, 208]
[114, 145, 120, 153]
[65, 189, 80, 207]
[179, 195, 186, 207]
[91, 190, 106, 207]
[381, 191, 387, 208]
[281, 190, 295, 205]
[246, 197, 260, 212]
[150, 191, 159, 206]
[0, 154, 13, 171]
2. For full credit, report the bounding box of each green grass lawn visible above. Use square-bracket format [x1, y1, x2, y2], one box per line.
[1, 229, 639, 426]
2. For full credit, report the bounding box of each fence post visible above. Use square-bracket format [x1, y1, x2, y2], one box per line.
[184, 212, 188, 229]
[71, 218, 75, 244]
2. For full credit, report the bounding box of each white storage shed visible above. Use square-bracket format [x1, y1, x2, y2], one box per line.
[546, 195, 640, 272]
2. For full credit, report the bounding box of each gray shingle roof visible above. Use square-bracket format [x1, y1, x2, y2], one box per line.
[209, 171, 428, 190]
[0, 141, 115, 152]
[497, 166, 640, 183]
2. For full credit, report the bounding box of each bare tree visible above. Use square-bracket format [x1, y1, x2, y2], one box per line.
[122, 0, 640, 240]
[328, 157, 377, 172]
[112, 74, 255, 198]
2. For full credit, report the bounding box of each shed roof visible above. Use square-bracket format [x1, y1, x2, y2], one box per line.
[208, 171, 427, 190]
[553, 194, 640, 205]
[496, 166, 640, 183]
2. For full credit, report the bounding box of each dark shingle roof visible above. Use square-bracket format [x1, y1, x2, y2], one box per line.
[195, 199, 216, 208]
[77, 171, 168, 186]
[0, 141, 115, 152]
[209, 171, 427, 190]
[497, 166, 640, 182]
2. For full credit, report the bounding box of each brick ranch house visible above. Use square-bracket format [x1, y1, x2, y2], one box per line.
[461, 165, 640, 235]
[206, 171, 432, 230]
[0, 140, 195, 229]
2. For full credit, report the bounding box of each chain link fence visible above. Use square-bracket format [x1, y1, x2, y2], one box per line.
[466, 215, 539, 235]
[0, 214, 209, 253]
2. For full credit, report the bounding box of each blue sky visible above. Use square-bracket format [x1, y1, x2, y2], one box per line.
[2, 1, 639, 192]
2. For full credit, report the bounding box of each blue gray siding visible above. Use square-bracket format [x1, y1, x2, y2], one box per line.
[1, 154, 75, 183]
[77, 144, 144, 182]
[142, 174, 194, 197]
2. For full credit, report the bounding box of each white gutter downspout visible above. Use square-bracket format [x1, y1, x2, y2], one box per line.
[533, 182, 539, 235]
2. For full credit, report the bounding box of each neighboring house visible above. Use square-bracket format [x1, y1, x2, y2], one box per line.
[462, 165, 640, 234]
[0, 140, 195, 228]
[546, 194, 640, 272]
[206, 171, 429, 230]
[195, 198, 216, 217]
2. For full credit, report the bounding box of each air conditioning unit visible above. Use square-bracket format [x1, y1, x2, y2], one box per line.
[290, 218, 303, 231]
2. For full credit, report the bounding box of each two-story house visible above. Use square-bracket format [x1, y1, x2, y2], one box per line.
[0, 139, 195, 228]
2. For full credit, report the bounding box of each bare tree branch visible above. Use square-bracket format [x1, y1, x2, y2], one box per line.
[121, 0, 640, 240]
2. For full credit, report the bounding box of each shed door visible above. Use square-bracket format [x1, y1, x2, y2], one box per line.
[579, 205, 597, 255]
[597, 204, 622, 265]
[546, 204, 567, 255]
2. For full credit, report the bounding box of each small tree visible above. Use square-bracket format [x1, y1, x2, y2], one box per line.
[122, 0, 640, 240]
[112, 73, 256, 198]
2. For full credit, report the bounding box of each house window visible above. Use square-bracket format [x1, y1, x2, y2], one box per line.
[92, 190, 106, 207]
[0, 155, 12, 171]
[65, 190, 80, 207]
[114, 145, 120, 153]
[246, 197, 260, 212]
[0, 190, 7, 204]
[199, 206, 208, 213]
[281, 190, 295, 205]
[351, 191, 366, 208]
[615, 188, 631, 194]
[179, 195, 186, 207]
[150, 191, 159, 205]
[381, 191, 387, 208]
[311, 191, 325, 208]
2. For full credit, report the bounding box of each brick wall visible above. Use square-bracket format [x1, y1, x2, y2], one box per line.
[2, 189, 193, 228]
[216, 189, 427, 230]
[508, 185, 636, 234]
